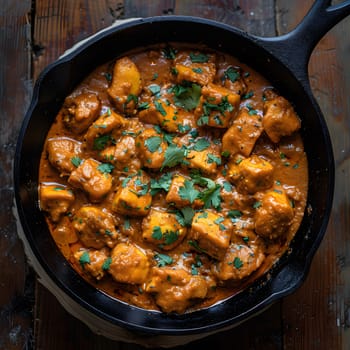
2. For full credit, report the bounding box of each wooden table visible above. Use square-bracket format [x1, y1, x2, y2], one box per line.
[1, 1, 350, 349]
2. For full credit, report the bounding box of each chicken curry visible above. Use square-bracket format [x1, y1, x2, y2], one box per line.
[39, 44, 308, 314]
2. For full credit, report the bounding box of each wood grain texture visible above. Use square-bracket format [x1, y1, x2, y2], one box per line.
[275, 1, 350, 349]
[2, 0, 349, 349]
[0, 1, 35, 349]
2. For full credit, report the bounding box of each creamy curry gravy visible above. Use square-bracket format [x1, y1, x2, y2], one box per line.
[39, 44, 308, 314]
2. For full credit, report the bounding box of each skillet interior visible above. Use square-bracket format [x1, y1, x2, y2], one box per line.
[14, 17, 334, 334]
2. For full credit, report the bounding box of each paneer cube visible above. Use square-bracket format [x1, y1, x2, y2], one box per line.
[107, 57, 142, 113]
[109, 243, 150, 284]
[228, 155, 274, 194]
[72, 206, 118, 249]
[74, 248, 110, 280]
[165, 174, 203, 208]
[142, 208, 187, 250]
[46, 137, 82, 176]
[68, 158, 113, 202]
[190, 210, 231, 260]
[195, 83, 240, 128]
[39, 184, 75, 222]
[112, 170, 152, 216]
[254, 190, 294, 239]
[62, 93, 101, 134]
[83, 108, 127, 149]
[135, 128, 167, 169]
[212, 234, 265, 281]
[263, 96, 301, 143]
[222, 108, 264, 157]
[144, 267, 208, 313]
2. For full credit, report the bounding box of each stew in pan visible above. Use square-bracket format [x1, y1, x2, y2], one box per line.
[38, 44, 308, 314]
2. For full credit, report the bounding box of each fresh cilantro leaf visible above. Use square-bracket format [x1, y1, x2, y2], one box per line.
[171, 83, 201, 111]
[161, 144, 185, 169]
[193, 137, 210, 151]
[145, 136, 162, 153]
[175, 206, 195, 227]
[93, 134, 111, 150]
[102, 257, 112, 271]
[189, 52, 209, 63]
[179, 179, 200, 204]
[79, 251, 90, 268]
[154, 253, 173, 267]
[224, 67, 240, 82]
[155, 100, 167, 116]
[152, 226, 163, 240]
[71, 156, 82, 167]
[198, 184, 222, 209]
[233, 256, 243, 269]
[97, 163, 114, 173]
[150, 172, 172, 195]
[164, 230, 179, 245]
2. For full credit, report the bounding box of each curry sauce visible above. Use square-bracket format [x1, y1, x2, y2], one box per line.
[38, 44, 308, 314]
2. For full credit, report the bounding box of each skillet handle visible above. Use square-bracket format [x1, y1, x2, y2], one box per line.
[254, 0, 350, 83]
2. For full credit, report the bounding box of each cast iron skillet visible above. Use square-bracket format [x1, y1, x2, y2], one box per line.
[14, 0, 350, 342]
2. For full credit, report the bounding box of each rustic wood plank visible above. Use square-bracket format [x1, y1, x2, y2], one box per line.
[276, 1, 350, 349]
[32, 0, 125, 80]
[0, 1, 35, 349]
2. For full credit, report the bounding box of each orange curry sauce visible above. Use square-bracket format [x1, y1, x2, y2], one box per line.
[39, 44, 308, 314]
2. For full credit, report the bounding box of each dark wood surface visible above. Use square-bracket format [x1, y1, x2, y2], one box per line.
[1, 1, 349, 349]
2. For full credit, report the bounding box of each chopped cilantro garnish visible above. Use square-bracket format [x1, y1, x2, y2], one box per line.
[179, 179, 200, 204]
[170, 83, 201, 111]
[97, 163, 114, 173]
[161, 144, 185, 170]
[233, 256, 243, 269]
[152, 226, 163, 240]
[154, 253, 173, 267]
[102, 257, 112, 271]
[189, 52, 209, 63]
[145, 136, 162, 153]
[79, 251, 90, 268]
[224, 67, 240, 82]
[93, 134, 111, 150]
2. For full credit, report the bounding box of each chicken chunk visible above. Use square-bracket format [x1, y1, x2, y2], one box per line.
[212, 232, 265, 281]
[190, 210, 231, 260]
[195, 83, 240, 128]
[39, 184, 75, 222]
[228, 155, 274, 194]
[68, 158, 113, 202]
[174, 50, 216, 86]
[62, 93, 101, 134]
[46, 137, 82, 176]
[263, 96, 301, 143]
[107, 57, 142, 113]
[112, 170, 152, 216]
[83, 108, 127, 150]
[254, 190, 294, 239]
[142, 208, 187, 250]
[222, 108, 264, 157]
[144, 267, 208, 313]
[109, 243, 150, 284]
[220, 66, 248, 96]
[99, 135, 141, 171]
[135, 127, 167, 169]
[74, 248, 110, 280]
[72, 206, 118, 249]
